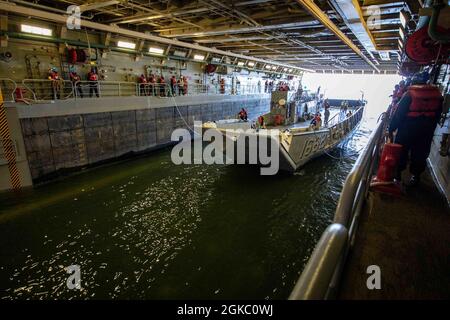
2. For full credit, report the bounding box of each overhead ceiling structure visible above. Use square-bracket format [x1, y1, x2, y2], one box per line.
[0, 0, 416, 73]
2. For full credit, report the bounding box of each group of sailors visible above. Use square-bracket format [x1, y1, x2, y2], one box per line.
[264, 80, 291, 93]
[387, 71, 444, 186]
[47, 67, 189, 99]
[138, 74, 188, 97]
[48, 67, 100, 99]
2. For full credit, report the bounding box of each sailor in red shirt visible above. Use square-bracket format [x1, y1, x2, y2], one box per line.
[159, 75, 166, 97]
[389, 71, 443, 185]
[138, 74, 148, 96]
[70, 71, 83, 98]
[170, 75, 177, 96]
[238, 108, 248, 121]
[87, 68, 99, 98]
[183, 76, 188, 95]
[48, 67, 61, 99]
[148, 74, 156, 96]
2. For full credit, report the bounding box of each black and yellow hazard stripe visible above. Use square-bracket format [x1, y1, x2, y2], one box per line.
[0, 88, 21, 190]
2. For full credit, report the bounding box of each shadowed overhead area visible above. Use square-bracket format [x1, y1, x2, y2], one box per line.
[0, 0, 412, 73]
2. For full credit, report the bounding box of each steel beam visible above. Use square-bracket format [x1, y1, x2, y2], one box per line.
[296, 0, 380, 71]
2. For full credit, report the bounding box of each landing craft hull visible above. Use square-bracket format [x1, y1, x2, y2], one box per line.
[201, 106, 364, 173]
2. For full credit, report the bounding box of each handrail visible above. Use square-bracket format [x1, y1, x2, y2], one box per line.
[289, 223, 348, 300]
[16, 79, 265, 103]
[0, 78, 18, 102]
[289, 112, 387, 300]
[22, 79, 74, 101]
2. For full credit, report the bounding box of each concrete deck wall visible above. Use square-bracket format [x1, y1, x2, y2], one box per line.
[10, 94, 270, 181]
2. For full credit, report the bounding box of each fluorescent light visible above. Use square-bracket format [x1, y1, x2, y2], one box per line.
[247, 61, 255, 67]
[283, 67, 288, 72]
[271, 66, 277, 70]
[211, 57, 221, 63]
[173, 50, 187, 57]
[288, 68, 293, 72]
[117, 41, 136, 49]
[149, 47, 164, 54]
[237, 61, 245, 67]
[399, 10, 410, 28]
[399, 27, 405, 40]
[193, 54, 205, 61]
[379, 51, 390, 61]
[265, 65, 272, 70]
[21, 24, 52, 36]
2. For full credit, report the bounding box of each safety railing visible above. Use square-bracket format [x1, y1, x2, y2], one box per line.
[73, 81, 138, 98]
[0, 78, 18, 102]
[22, 79, 74, 101]
[289, 112, 387, 300]
[325, 106, 361, 128]
[15, 79, 267, 103]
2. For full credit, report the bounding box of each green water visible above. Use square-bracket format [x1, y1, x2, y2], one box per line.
[0, 116, 375, 300]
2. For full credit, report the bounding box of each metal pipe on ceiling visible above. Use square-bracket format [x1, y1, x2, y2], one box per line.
[296, 0, 380, 72]
[0, 1, 311, 72]
[192, 0, 350, 69]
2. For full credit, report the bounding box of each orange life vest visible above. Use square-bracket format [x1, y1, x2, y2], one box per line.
[258, 116, 264, 125]
[407, 85, 442, 118]
[88, 73, 98, 81]
[49, 71, 59, 80]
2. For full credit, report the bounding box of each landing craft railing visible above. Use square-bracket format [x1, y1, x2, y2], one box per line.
[289, 112, 387, 300]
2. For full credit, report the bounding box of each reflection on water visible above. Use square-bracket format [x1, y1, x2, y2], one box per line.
[0, 111, 376, 300]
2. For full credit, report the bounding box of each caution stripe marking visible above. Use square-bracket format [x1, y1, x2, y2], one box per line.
[0, 98, 22, 190]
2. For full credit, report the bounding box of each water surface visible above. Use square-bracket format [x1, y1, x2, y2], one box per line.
[0, 111, 377, 299]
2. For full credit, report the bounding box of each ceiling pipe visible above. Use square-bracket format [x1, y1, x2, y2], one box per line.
[428, 0, 449, 43]
[123, 0, 204, 30]
[158, 21, 322, 38]
[193, 0, 349, 69]
[107, 0, 274, 24]
[78, 0, 121, 12]
[0, 1, 312, 72]
[296, 0, 380, 72]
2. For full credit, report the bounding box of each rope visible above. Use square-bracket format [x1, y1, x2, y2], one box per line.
[167, 86, 201, 137]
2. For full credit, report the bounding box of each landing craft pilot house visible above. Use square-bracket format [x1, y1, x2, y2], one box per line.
[0, 0, 449, 301]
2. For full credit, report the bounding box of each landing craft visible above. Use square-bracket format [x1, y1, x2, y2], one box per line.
[201, 90, 365, 173]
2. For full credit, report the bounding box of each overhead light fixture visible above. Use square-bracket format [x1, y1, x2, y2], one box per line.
[117, 41, 136, 49]
[149, 47, 164, 55]
[247, 61, 255, 67]
[271, 66, 277, 70]
[173, 50, 187, 57]
[265, 65, 272, 70]
[399, 27, 405, 40]
[288, 68, 293, 72]
[193, 54, 205, 61]
[379, 51, 390, 61]
[237, 61, 245, 67]
[21, 24, 52, 36]
[399, 10, 410, 29]
[211, 57, 221, 63]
